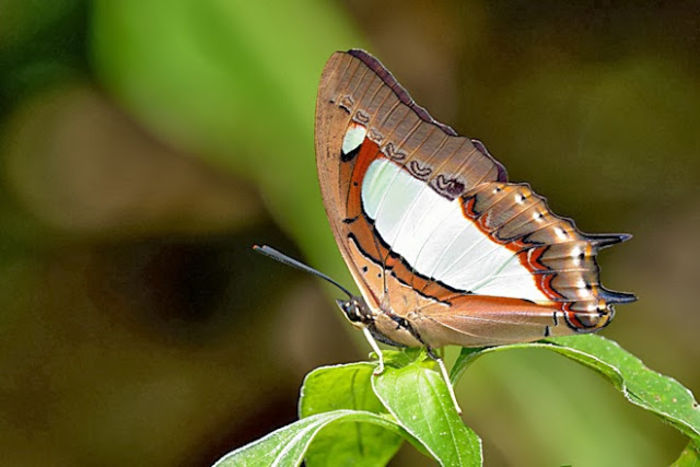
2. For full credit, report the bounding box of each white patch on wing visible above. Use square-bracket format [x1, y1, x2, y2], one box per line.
[341, 123, 367, 155]
[361, 158, 549, 302]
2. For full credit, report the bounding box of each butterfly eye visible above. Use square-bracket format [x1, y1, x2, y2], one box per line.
[336, 299, 363, 323]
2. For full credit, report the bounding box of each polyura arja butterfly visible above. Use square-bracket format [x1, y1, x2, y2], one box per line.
[256, 49, 635, 413]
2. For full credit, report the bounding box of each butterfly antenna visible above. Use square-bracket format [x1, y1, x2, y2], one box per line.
[252, 245, 353, 299]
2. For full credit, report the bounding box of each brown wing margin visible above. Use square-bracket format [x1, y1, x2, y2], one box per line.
[347, 49, 508, 183]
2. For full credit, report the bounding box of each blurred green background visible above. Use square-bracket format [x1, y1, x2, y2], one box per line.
[0, 0, 698, 465]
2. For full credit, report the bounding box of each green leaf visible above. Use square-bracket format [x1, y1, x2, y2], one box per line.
[671, 441, 699, 467]
[212, 410, 407, 467]
[373, 349, 482, 467]
[298, 363, 403, 466]
[452, 334, 700, 443]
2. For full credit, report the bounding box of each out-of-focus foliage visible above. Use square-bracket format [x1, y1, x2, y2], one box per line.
[0, 0, 697, 465]
[91, 0, 362, 278]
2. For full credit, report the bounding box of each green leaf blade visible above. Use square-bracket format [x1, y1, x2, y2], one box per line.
[671, 441, 700, 467]
[372, 351, 482, 467]
[299, 363, 403, 466]
[453, 335, 700, 444]
[213, 410, 405, 467]
[546, 335, 700, 441]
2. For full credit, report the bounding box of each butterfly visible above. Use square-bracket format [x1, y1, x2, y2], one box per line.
[257, 49, 635, 412]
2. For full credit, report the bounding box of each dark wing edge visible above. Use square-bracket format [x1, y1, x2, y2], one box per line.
[347, 49, 508, 182]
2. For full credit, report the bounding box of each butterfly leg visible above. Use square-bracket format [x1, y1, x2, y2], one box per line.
[362, 326, 385, 374]
[427, 346, 462, 415]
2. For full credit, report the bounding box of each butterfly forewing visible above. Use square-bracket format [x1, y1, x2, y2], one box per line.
[315, 49, 635, 348]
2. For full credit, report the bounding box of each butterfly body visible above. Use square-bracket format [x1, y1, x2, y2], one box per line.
[316, 49, 635, 350]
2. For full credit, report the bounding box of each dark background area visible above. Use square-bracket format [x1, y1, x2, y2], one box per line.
[0, 1, 698, 465]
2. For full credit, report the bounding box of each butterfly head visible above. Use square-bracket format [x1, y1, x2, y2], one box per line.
[336, 297, 373, 327]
